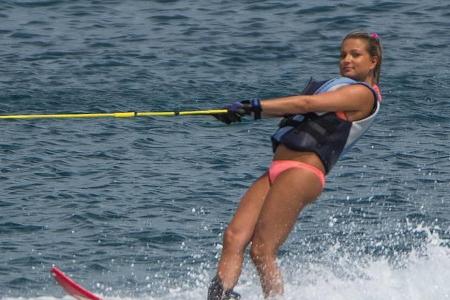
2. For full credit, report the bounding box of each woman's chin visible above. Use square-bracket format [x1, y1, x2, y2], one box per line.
[341, 73, 356, 80]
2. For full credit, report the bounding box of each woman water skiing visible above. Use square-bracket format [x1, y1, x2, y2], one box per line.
[208, 31, 383, 299]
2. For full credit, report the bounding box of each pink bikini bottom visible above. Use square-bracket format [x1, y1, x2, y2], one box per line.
[268, 160, 326, 188]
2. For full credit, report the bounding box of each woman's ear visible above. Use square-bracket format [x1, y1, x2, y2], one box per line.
[369, 56, 378, 71]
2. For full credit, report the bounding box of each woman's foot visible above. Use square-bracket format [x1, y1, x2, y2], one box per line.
[207, 275, 241, 300]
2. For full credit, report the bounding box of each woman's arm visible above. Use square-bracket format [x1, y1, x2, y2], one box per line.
[261, 84, 375, 118]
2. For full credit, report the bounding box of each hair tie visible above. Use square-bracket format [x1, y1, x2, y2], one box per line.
[370, 32, 380, 39]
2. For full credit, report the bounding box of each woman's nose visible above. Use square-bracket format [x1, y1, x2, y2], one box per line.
[342, 54, 352, 63]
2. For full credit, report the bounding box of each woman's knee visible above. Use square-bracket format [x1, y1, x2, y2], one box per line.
[250, 241, 277, 266]
[222, 225, 251, 252]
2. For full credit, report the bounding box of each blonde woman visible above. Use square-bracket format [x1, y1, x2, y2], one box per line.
[209, 31, 383, 299]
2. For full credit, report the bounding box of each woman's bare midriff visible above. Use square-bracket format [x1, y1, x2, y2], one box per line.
[273, 144, 326, 174]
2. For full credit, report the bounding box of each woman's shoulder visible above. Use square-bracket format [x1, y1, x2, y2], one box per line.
[326, 77, 382, 102]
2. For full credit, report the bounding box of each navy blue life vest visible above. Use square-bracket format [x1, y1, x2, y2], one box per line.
[271, 77, 381, 174]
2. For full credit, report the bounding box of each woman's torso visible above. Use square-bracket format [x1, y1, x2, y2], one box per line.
[272, 78, 381, 173]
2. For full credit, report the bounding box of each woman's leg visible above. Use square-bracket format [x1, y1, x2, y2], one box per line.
[250, 168, 323, 298]
[216, 173, 271, 289]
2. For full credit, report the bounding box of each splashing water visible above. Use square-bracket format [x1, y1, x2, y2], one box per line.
[3, 225, 448, 300]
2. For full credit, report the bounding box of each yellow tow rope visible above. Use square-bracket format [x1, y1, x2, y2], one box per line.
[0, 109, 228, 120]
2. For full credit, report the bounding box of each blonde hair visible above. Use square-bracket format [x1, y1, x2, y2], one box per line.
[342, 31, 383, 84]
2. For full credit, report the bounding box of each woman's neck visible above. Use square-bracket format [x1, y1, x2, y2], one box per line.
[365, 73, 376, 86]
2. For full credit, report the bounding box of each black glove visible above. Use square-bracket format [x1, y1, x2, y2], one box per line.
[214, 99, 262, 124]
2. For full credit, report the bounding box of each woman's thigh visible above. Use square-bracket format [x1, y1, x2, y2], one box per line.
[251, 168, 323, 251]
[225, 173, 271, 244]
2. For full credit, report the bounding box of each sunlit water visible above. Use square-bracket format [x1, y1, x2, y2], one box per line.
[1, 0, 449, 299]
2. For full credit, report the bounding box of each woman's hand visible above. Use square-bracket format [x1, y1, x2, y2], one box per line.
[214, 99, 262, 124]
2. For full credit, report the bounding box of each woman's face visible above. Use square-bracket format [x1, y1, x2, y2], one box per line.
[339, 38, 377, 83]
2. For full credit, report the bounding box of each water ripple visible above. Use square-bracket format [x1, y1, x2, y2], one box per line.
[1, 0, 450, 298]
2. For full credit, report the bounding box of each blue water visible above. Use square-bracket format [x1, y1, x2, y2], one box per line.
[1, 0, 450, 299]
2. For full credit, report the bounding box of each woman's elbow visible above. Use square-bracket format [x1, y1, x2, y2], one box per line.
[296, 96, 313, 114]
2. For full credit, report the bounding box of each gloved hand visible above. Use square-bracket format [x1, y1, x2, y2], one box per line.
[214, 99, 262, 124]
